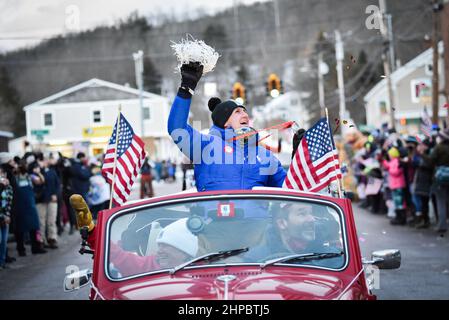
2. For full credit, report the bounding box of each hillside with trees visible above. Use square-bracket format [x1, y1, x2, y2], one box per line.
[0, 0, 433, 135]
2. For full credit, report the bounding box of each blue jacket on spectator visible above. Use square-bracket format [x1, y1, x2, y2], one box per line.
[167, 95, 286, 191]
[42, 167, 60, 202]
[69, 159, 91, 198]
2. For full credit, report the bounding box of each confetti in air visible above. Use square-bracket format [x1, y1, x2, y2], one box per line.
[171, 34, 220, 74]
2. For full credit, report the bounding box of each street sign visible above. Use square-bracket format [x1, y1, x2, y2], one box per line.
[31, 129, 49, 135]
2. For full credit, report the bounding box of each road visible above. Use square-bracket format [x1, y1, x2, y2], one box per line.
[353, 203, 449, 299]
[1, 180, 448, 300]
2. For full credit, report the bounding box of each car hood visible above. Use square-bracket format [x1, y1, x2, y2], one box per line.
[111, 267, 355, 300]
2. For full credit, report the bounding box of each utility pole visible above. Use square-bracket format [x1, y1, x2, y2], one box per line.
[133, 50, 145, 137]
[273, 0, 281, 44]
[441, 0, 449, 125]
[335, 30, 347, 135]
[431, 0, 443, 125]
[379, 0, 396, 130]
[233, 0, 240, 48]
[318, 51, 326, 117]
[386, 14, 396, 72]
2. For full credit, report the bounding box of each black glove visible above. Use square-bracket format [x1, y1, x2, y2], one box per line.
[178, 62, 203, 98]
[291, 128, 306, 159]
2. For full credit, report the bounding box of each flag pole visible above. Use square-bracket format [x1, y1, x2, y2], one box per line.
[325, 108, 343, 198]
[109, 105, 122, 209]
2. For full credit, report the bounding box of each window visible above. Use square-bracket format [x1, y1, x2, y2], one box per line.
[410, 78, 431, 104]
[379, 101, 387, 114]
[143, 107, 150, 120]
[43, 113, 53, 127]
[93, 110, 102, 123]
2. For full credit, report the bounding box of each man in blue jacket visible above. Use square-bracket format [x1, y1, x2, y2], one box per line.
[168, 62, 286, 192]
[69, 152, 92, 201]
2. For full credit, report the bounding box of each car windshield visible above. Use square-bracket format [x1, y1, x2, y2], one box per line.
[107, 196, 346, 280]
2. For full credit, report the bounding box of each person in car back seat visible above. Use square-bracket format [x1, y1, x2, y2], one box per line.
[108, 218, 198, 277]
[168, 62, 304, 192]
[70, 195, 198, 277]
[245, 202, 343, 267]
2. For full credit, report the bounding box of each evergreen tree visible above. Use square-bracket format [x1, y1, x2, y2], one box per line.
[142, 57, 161, 94]
[0, 67, 24, 135]
[202, 24, 229, 50]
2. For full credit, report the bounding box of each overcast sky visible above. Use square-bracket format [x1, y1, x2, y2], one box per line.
[0, 0, 269, 53]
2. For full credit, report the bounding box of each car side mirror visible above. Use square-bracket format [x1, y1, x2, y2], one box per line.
[364, 249, 401, 270]
[63, 269, 92, 292]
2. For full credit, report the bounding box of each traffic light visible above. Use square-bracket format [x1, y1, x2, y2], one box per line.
[266, 73, 283, 98]
[232, 82, 246, 105]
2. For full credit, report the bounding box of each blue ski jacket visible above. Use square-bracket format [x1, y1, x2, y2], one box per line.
[167, 95, 286, 192]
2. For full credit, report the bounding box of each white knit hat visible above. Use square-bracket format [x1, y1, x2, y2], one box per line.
[156, 218, 198, 257]
[0, 152, 14, 165]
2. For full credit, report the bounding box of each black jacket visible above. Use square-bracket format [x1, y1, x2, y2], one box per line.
[412, 154, 433, 196]
[42, 167, 61, 202]
[69, 159, 92, 197]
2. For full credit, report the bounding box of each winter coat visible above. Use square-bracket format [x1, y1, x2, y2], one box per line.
[140, 161, 152, 175]
[422, 140, 449, 168]
[0, 184, 13, 222]
[244, 225, 342, 268]
[382, 158, 406, 190]
[13, 175, 40, 233]
[87, 230, 159, 278]
[412, 154, 433, 196]
[69, 159, 92, 198]
[167, 95, 286, 191]
[42, 167, 60, 203]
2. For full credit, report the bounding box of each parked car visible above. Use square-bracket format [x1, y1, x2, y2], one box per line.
[64, 188, 400, 300]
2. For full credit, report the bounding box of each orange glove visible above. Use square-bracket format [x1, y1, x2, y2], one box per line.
[69, 194, 95, 232]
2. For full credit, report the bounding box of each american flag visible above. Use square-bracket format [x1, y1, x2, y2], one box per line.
[420, 107, 432, 137]
[283, 118, 342, 192]
[102, 113, 146, 206]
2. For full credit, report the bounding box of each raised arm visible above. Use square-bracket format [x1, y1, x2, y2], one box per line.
[167, 62, 211, 162]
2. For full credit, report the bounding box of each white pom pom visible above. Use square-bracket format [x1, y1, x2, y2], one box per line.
[171, 34, 220, 74]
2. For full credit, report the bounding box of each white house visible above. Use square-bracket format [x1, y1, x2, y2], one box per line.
[252, 91, 310, 129]
[364, 42, 446, 133]
[24, 78, 173, 160]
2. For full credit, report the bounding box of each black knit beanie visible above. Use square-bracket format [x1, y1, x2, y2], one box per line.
[208, 97, 246, 128]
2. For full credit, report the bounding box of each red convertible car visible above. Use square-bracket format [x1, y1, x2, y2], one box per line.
[64, 188, 400, 300]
